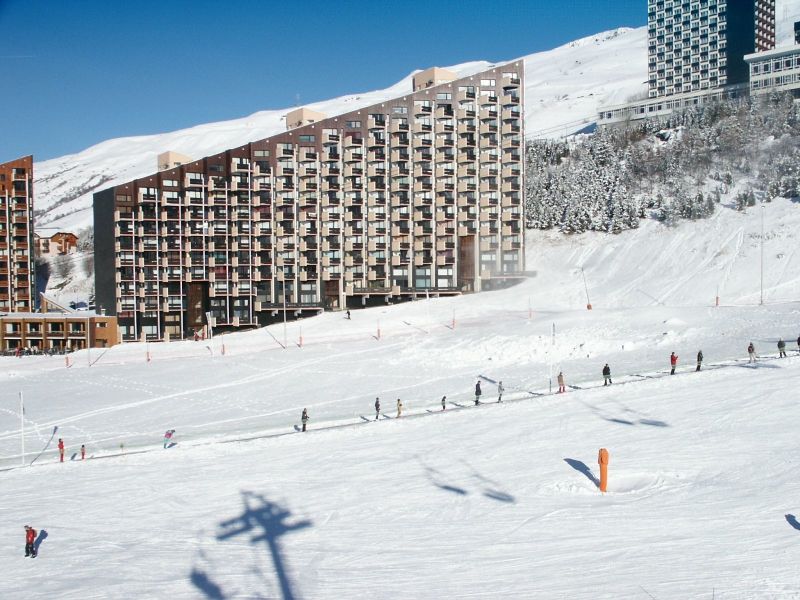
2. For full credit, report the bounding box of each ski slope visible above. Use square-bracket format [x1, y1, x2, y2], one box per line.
[3, 198, 800, 598]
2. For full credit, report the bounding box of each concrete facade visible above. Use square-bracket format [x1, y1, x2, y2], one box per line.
[93, 62, 525, 342]
[0, 313, 119, 351]
[0, 156, 35, 312]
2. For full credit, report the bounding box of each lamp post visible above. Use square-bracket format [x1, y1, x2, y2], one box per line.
[760, 203, 765, 306]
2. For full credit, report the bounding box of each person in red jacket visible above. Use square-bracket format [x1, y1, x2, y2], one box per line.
[25, 525, 37, 557]
[80, 444, 86, 460]
[670, 352, 678, 375]
[58, 438, 65, 462]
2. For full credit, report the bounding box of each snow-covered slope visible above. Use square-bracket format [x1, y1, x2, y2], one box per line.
[33, 27, 647, 232]
[3, 197, 800, 598]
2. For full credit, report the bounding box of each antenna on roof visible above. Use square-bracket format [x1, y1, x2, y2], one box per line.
[295, 93, 300, 107]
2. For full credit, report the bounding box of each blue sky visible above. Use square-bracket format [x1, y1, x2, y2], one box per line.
[0, 0, 643, 161]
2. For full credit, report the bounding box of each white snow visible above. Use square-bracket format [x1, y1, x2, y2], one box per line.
[3, 197, 800, 598]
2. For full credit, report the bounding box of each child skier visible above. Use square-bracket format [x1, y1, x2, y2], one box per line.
[301, 408, 309, 432]
[474, 381, 482, 405]
[396, 398, 403, 418]
[748, 342, 756, 363]
[80, 444, 85, 460]
[58, 438, 65, 463]
[163, 429, 175, 449]
[670, 352, 678, 375]
[497, 381, 504, 403]
[557, 371, 566, 393]
[696, 350, 703, 372]
[441, 395, 447, 411]
[374, 397, 381, 421]
[24, 525, 36, 558]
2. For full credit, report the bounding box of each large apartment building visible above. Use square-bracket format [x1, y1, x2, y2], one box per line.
[0, 156, 35, 312]
[648, 0, 775, 98]
[94, 63, 525, 342]
[600, 1, 776, 125]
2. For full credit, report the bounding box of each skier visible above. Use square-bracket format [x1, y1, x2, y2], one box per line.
[747, 342, 756, 363]
[346, 309, 351, 320]
[80, 444, 85, 460]
[58, 438, 65, 463]
[441, 395, 447, 411]
[602, 363, 612, 386]
[670, 352, 678, 375]
[163, 429, 175, 449]
[474, 381, 482, 405]
[301, 408, 309, 432]
[374, 397, 381, 421]
[797, 335, 800, 354]
[24, 525, 37, 558]
[696, 350, 703, 372]
[497, 381, 504, 403]
[396, 398, 403, 418]
[557, 371, 566, 393]
[778, 338, 787, 358]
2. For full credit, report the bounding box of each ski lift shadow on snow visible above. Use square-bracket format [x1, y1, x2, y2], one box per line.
[191, 491, 312, 600]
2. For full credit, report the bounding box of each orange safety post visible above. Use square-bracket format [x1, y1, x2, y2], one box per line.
[598, 448, 609, 492]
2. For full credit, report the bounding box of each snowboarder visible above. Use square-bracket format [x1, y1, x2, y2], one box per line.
[557, 371, 566, 393]
[396, 398, 403, 418]
[497, 381, 504, 403]
[778, 338, 787, 358]
[474, 381, 482, 405]
[58, 438, 64, 463]
[24, 525, 37, 558]
[696, 350, 703, 372]
[670, 352, 678, 375]
[748, 342, 756, 363]
[374, 397, 381, 421]
[301, 408, 309, 432]
[80, 444, 85, 460]
[602, 363, 612, 386]
[163, 429, 175, 449]
[441, 395, 447, 411]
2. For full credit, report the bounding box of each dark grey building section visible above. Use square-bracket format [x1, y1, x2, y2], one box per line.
[92, 187, 118, 317]
[727, 0, 758, 86]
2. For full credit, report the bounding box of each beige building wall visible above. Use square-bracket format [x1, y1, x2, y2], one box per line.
[413, 67, 457, 91]
[157, 151, 192, 172]
[285, 107, 328, 130]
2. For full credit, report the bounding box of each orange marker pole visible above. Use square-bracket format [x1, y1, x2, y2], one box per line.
[598, 448, 609, 493]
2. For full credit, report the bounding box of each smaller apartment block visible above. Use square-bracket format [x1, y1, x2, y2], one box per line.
[745, 45, 800, 96]
[0, 156, 35, 312]
[0, 313, 119, 351]
[94, 63, 525, 342]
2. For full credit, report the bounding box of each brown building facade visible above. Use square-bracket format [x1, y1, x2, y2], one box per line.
[0, 156, 35, 312]
[94, 63, 524, 342]
[0, 313, 119, 351]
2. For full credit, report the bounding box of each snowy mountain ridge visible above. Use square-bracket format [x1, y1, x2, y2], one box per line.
[33, 26, 648, 233]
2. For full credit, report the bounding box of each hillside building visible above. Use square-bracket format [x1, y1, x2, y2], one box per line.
[93, 63, 525, 342]
[745, 44, 800, 96]
[599, 0, 776, 125]
[34, 231, 79, 257]
[0, 156, 35, 312]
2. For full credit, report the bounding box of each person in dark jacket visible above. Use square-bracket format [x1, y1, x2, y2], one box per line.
[474, 381, 482, 405]
[497, 381, 504, 403]
[24, 525, 36, 558]
[374, 397, 381, 420]
[602, 364, 612, 386]
[301, 408, 309, 432]
[748, 342, 756, 363]
[441, 395, 447, 411]
[778, 338, 787, 358]
[696, 350, 703, 372]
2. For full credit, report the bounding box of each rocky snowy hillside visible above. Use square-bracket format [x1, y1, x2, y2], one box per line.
[33, 27, 647, 232]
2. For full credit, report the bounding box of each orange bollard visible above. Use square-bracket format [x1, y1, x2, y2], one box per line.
[598, 448, 609, 492]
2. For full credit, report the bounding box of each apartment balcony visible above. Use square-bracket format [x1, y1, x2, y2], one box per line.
[502, 179, 521, 193]
[391, 224, 411, 237]
[413, 253, 433, 266]
[457, 89, 476, 102]
[436, 222, 456, 237]
[389, 120, 409, 133]
[457, 223, 477, 237]
[413, 179, 433, 193]
[502, 194, 521, 208]
[414, 104, 433, 116]
[502, 137, 521, 150]
[367, 164, 387, 178]
[369, 115, 387, 128]
[502, 239, 522, 251]
[480, 181, 499, 194]
[323, 132, 340, 144]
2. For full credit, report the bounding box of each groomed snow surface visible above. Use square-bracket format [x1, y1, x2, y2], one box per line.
[4, 199, 800, 598]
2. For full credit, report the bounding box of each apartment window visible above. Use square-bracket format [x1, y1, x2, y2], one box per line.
[436, 92, 452, 100]
[298, 134, 315, 142]
[162, 179, 178, 187]
[414, 267, 431, 288]
[392, 106, 408, 114]
[345, 120, 361, 128]
[254, 150, 270, 158]
[480, 79, 496, 87]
